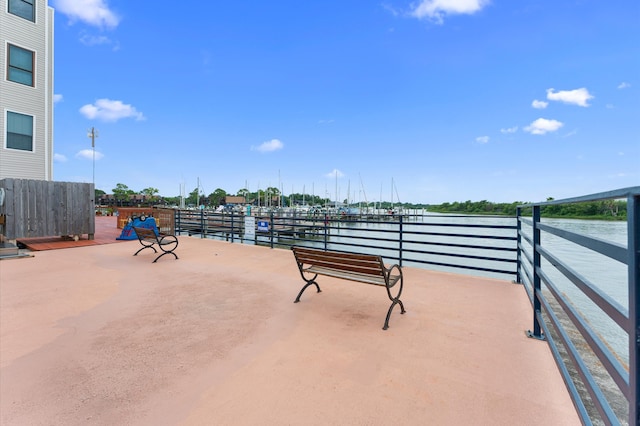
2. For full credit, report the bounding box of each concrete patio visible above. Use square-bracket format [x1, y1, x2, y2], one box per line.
[0, 234, 580, 425]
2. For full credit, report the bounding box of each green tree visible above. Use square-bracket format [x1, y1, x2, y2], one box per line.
[208, 188, 227, 207]
[112, 183, 134, 206]
[95, 188, 106, 203]
[186, 187, 200, 206]
[141, 187, 159, 205]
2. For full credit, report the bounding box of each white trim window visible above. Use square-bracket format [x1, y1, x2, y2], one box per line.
[7, 43, 35, 87]
[6, 111, 34, 152]
[8, 0, 35, 22]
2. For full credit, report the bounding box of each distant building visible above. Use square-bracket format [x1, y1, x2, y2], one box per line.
[0, 0, 54, 180]
[224, 196, 246, 205]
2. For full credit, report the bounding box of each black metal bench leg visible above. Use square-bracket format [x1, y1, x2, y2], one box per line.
[134, 245, 157, 256]
[153, 251, 179, 263]
[383, 298, 405, 330]
[294, 279, 321, 303]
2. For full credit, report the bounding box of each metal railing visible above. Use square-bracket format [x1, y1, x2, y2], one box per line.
[517, 187, 639, 425]
[174, 208, 519, 278]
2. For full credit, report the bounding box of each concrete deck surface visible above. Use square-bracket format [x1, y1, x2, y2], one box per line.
[0, 236, 580, 425]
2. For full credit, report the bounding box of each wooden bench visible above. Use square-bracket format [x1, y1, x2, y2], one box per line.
[291, 246, 405, 330]
[132, 226, 179, 263]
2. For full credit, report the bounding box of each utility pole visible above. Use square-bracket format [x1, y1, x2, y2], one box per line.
[87, 127, 99, 190]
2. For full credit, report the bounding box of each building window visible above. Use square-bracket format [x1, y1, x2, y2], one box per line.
[7, 44, 34, 86]
[6, 111, 34, 151]
[8, 0, 35, 22]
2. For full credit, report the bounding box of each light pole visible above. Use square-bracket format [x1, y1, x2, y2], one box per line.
[87, 127, 99, 189]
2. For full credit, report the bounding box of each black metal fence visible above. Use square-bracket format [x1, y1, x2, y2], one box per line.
[175, 208, 518, 278]
[517, 186, 639, 425]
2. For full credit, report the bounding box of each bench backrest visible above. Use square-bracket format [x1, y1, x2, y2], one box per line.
[132, 226, 158, 239]
[292, 246, 386, 277]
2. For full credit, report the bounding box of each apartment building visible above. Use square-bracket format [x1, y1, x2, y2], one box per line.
[0, 0, 54, 180]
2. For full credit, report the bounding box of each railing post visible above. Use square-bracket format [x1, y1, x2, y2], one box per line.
[528, 204, 544, 339]
[269, 210, 274, 249]
[324, 214, 329, 251]
[399, 215, 404, 267]
[231, 212, 235, 243]
[516, 207, 522, 284]
[628, 194, 640, 426]
[200, 209, 205, 239]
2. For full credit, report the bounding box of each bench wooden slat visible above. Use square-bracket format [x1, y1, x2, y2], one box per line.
[306, 266, 400, 287]
[293, 248, 385, 277]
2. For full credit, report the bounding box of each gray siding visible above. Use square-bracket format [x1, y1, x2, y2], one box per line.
[0, 0, 54, 181]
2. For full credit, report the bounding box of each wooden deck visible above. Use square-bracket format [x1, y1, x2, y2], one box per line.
[16, 216, 125, 251]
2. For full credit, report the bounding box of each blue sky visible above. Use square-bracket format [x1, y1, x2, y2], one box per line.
[49, 0, 639, 204]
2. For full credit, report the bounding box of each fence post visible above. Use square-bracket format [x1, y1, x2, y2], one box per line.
[231, 212, 235, 243]
[628, 194, 640, 426]
[527, 205, 544, 339]
[399, 215, 404, 267]
[516, 207, 522, 284]
[324, 214, 328, 251]
[200, 209, 205, 239]
[269, 210, 274, 249]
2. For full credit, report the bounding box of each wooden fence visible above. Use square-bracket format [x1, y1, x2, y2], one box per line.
[0, 179, 95, 240]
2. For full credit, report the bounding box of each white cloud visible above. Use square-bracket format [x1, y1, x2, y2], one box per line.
[79, 99, 145, 122]
[325, 169, 344, 179]
[54, 153, 67, 162]
[75, 149, 104, 160]
[475, 136, 489, 144]
[79, 34, 111, 46]
[53, 94, 63, 103]
[546, 88, 594, 107]
[252, 139, 284, 153]
[51, 0, 120, 28]
[524, 118, 564, 135]
[500, 126, 518, 134]
[410, 0, 490, 24]
[618, 82, 631, 89]
[532, 99, 548, 109]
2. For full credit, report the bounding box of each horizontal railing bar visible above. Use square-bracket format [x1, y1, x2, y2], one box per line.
[396, 238, 518, 252]
[538, 266, 629, 397]
[400, 248, 516, 264]
[519, 217, 533, 226]
[521, 186, 640, 207]
[519, 230, 534, 247]
[538, 245, 628, 329]
[402, 258, 516, 276]
[519, 243, 534, 268]
[536, 292, 608, 424]
[538, 222, 627, 265]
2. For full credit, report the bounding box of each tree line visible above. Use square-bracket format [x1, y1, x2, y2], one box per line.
[427, 198, 627, 220]
[96, 185, 628, 220]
